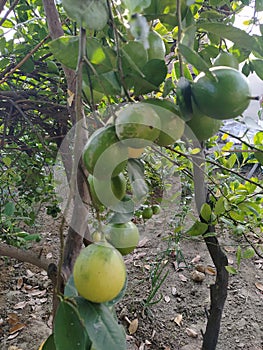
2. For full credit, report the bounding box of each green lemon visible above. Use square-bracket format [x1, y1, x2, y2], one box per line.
[83, 125, 128, 179]
[88, 173, 127, 209]
[104, 221, 140, 255]
[142, 206, 153, 220]
[152, 204, 161, 215]
[191, 67, 251, 120]
[73, 241, 126, 303]
[213, 52, 239, 70]
[147, 31, 166, 60]
[186, 99, 222, 141]
[115, 103, 161, 148]
[143, 98, 184, 146]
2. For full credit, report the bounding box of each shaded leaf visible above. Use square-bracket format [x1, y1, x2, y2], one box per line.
[54, 299, 89, 350]
[252, 59, 263, 80]
[127, 159, 148, 202]
[75, 297, 126, 350]
[64, 275, 78, 298]
[197, 22, 259, 54]
[242, 247, 255, 259]
[42, 334, 56, 350]
[178, 43, 212, 75]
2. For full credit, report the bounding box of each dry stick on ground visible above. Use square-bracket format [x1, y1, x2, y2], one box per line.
[192, 145, 229, 350]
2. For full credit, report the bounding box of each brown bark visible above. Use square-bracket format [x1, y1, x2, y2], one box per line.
[42, 0, 90, 287]
[0, 242, 52, 271]
[192, 145, 228, 350]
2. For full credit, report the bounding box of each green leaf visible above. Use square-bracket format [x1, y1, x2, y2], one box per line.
[42, 334, 56, 350]
[225, 266, 237, 274]
[254, 150, 263, 165]
[214, 197, 226, 216]
[75, 297, 126, 350]
[122, 0, 151, 13]
[2, 156, 12, 167]
[64, 275, 78, 298]
[196, 22, 258, 54]
[178, 44, 214, 78]
[49, 36, 79, 70]
[54, 299, 89, 350]
[133, 59, 167, 95]
[127, 159, 148, 202]
[200, 203, 212, 222]
[256, 0, 263, 12]
[252, 59, 263, 80]
[229, 210, 244, 222]
[186, 220, 208, 236]
[226, 153, 237, 169]
[242, 247, 255, 259]
[4, 202, 15, 216]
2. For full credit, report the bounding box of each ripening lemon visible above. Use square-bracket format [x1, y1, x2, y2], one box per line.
[73, 241, 126, 303]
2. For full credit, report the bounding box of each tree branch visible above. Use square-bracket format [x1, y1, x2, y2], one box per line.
[0, 242, 53, 272]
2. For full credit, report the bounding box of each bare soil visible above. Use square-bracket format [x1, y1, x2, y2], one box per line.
[0, 210, 263, 350]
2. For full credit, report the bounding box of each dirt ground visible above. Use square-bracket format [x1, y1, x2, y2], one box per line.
[0, 209, 263, 350]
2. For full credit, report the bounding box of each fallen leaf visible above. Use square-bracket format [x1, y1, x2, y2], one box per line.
[195, 264, 205, 273]
[173, 314, 183, 327]
[137, 237, 149, 248]
[13, 301, 27, 310]
[9, 323, 26, 334]
[224, 246, 235, 253]
[171, 287, 177, 296]
[205, 266, 216, 275]
[178, 274, 187, 282]
[255, 282, 263, 292]
[145, 339, 151, 345]
[144, 264, 151, 270]
[138, 343, 145, 350]
[16, 277, 23, 290]
[191, 270, 205, 282]
[191, 255, 201, 264]
[164, 347, 171, 350]
[164, 295, 170, 303]
[185, 327, 198, 338]
[7, 313, 19, 325]
[129, 318, 139, 335]
[26, 269, 34, 277]
[46, 252, 53, 259]
[8, 346, 23, 350]
[7, 332, 20, 340]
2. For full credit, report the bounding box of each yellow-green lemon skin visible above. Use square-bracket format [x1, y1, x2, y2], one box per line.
[191, 67, 251, 120]
[73, 241, 126, 303]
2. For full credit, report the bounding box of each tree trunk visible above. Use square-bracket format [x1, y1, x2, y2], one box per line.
[192, 144, 229, 349]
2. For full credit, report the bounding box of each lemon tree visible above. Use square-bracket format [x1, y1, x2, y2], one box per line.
[73, 241, 126, 303]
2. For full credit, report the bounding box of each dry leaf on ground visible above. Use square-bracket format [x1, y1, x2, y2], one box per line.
[129, 318, 139, 334]
[173, 314, 183, 326]
[255, 282, 263, 292]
